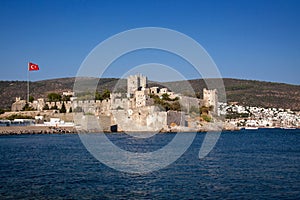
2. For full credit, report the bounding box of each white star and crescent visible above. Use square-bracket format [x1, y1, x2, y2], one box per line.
[29, 63, 38, 70]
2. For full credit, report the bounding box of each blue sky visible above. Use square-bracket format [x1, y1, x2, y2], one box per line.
[0, 0, 299, 85]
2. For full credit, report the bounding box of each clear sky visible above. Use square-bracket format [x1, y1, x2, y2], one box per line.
[0, 0, 299, 85]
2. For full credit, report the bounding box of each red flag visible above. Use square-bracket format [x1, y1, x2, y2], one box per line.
[28, 62, 39, 71]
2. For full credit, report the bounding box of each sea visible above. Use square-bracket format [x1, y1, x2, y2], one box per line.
[0, 129, 299, 199]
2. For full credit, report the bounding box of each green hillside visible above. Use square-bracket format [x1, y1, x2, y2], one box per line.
[0, 78, 299, 111]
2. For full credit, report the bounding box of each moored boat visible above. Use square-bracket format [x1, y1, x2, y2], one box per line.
[244, 126, 259, 130]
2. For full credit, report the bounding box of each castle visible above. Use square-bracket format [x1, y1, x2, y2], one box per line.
[11, 74, 218, 132]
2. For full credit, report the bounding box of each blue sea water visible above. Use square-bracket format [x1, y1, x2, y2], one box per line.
[0, 129, 299, 199]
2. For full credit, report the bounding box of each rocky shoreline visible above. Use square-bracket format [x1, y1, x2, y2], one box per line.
[0, 126, 77, 135]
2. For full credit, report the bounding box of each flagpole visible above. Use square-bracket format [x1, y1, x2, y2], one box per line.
[27, 62, 39, 103]
[27, 63, 29, 103]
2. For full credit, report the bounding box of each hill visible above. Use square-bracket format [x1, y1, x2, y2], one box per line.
[164, 79, 300, 111]
[0, 77, 299, 111]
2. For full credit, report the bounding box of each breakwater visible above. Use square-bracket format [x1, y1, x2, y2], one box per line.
[0, 126, 77, 135]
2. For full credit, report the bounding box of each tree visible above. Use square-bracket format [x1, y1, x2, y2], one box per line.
[43, 104, 49, 110]
[170, 101, 181, 111]
[102, 89, 111, 99]
[62, 95, 71, 101]
[60, 102, 66, 113]
[47, 93, 62, 102]
[200, 106, 209, 115]
[50, 102, 58, 110]
[22, 103, 35, 111]
[95, 91, 103, 101]
[6, 114, 33, 120]
[161, 93, 178, 101]
[29, 96, 34, 103]
[150, 94, 181, 111]
[202, 114, 212, 122]
[162, 93, 171, 101]
[95, 89, 111, 101]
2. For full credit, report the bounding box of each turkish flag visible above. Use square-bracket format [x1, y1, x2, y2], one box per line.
[28, 62, 39, 71]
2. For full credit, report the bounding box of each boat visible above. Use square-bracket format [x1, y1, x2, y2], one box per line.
[282, 127, 296, 130]
[244, 127, 259, 130]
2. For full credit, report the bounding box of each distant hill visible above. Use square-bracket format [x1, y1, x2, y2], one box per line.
[164, 79, 300, 111]
[0, 77, 299, 111]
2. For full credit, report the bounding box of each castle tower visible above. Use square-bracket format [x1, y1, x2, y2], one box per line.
[139, 74, 148, 88]
[127, 74, 148, 96]
[127, 75, 139, 96]
[203, 88, 218, 114]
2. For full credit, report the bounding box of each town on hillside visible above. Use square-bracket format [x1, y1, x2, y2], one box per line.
[0, 74, 299, 133]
